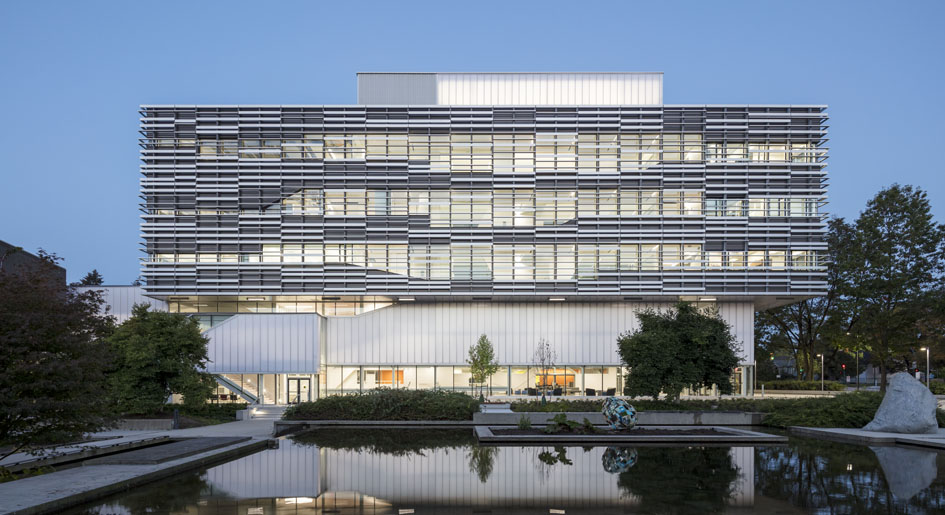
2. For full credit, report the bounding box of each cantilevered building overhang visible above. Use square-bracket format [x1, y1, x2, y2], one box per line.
[136, 72, 828, 400]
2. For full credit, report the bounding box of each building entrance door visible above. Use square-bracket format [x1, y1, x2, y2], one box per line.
[287, 377, 311, 404]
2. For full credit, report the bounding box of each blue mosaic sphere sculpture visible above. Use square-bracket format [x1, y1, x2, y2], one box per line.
[602, 396, 637, 431]
[602, 446, 638, 473]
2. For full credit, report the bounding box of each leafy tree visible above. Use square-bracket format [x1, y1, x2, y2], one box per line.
[618, 302, 740, 401]
[848, 185, 944, 391]
[0, 252, 115, 461]
[755, 218, 859, 381]
[466, 334, 499, 400]
[76, 269, 104, 286]
[107, 304, 216, 414]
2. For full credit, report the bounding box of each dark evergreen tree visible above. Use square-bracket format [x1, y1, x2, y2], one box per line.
[77, 269, 104, 286]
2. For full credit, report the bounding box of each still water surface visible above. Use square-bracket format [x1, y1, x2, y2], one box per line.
[68, 428, 945, 514]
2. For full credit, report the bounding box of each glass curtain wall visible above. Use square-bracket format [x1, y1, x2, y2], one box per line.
[319, 365, 635, 398]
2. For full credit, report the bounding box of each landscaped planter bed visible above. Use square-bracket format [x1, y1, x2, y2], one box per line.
[475, 425, 788, 444]
[491, 427, 725, 437]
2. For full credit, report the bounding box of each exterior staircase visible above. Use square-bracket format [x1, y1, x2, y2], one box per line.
[243, 405, 287, 420]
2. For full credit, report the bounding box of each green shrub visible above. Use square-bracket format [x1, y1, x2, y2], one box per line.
[518, 414, 532, 430]
[759, 392, 883, 428]
[512, 392, 945, 429]
[581, 417, 602, 434]
[541, 413, 601, 434]
[282, 388, 480, 421]
[543, 413, 582, 434]
[929, 382, 945, 395]
[177, 402, 247, 422]
[760, 380, 846, 391]
[512, 399, 604, 413]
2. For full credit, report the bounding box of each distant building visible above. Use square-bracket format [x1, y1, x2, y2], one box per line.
[0, 239, 66, 283]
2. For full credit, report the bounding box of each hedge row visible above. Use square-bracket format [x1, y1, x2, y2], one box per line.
[511, 393, 945, 428]
[282, 388, 480, 421]
[760, 380, 847, 391]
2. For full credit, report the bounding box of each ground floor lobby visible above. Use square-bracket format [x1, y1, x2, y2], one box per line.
[215, 364, 753, 405]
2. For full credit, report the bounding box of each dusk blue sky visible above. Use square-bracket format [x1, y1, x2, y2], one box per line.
[1, 0, 943, 283]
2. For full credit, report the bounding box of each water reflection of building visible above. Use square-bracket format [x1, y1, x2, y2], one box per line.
[203, 440, 756, 510]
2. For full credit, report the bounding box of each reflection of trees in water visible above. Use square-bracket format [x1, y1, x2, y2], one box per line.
[73, 471, 212, 514]
[617, 447, 738, 515]
[538, 446, 573, 466]
[527, 445, 570, 483]
[291, 428, 474, 456]
[467, 445, 499, 483]
[756, 438, 945, 513]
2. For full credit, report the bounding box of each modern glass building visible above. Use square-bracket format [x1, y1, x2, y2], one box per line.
[131, 72, 827, 403]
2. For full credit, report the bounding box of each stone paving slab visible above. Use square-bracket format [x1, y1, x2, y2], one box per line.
[83, 436, 250, 465]
[1, 420, 273, 471]
[0, 436, 170, 473]
[790, 426, 945, 450]
[0, 438, 270, 515]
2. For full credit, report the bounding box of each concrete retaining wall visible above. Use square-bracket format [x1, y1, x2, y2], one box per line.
[472, 411, 765, 426]
[274, 411, 765, 434]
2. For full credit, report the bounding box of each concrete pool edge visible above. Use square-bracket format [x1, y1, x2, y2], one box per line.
[274, 411, 767, 435]
[790, 426, 945, 450]
[0, 438, 272, 515]
[475, 425, 788, 444]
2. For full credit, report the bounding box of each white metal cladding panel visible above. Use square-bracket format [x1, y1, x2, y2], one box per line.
[75, 285, 165, 323]
[325, 302, 751, 366]
[321, 445, 753, 506]
[205, 438, 319, 499]
[204, 314, 320, 373]
[718, 302, 755, 363]
[436, 72, 662, 105]
[357, 72, 437, 104]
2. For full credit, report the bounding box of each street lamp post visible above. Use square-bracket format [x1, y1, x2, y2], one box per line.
[818, 353, 824, 391]
[921, 347, 930, 388]
[856, 351, 860, 391]
[846, 332, 859, 391]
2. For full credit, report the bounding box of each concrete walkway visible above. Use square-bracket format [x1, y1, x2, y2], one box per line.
[791, 426, 945, 450]
[0, 419, 273, 470]
[0, 420, 274, 515]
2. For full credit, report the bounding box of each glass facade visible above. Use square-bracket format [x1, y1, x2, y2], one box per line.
[321, 365, 627, 397]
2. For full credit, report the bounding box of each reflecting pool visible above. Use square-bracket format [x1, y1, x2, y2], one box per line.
[68, 429, 945, 514]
